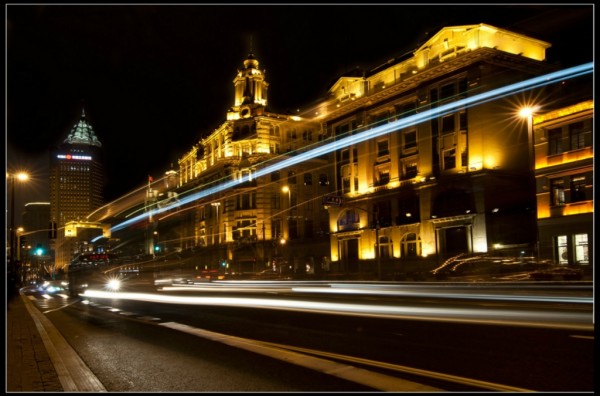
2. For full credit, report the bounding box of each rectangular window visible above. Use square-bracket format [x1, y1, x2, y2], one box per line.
[335, 123, 350, 138]
[403, 130, 417, 150]
[271, 171, 280, 182]
[460, 130, 468, 168]
[341, 164, 351, 193]
[237, 193, 251, 210]
[442, 114, 455, 134]
[405, 160, 418, 179]
[440, 83, 455, 100]
[569, 121, 586, 150]
[342, 177, 351, 192]
[288, 171, 297, 184]
[443, 148, 456, 170]
[570, 175, 586, 202]
[556, 235, 568, 264]
[395, 101, 416, 118]
[271, 193, 281, 209]
[341, 148, 350, 162]
[459, 111, 467, 131]
[551, 179, 565, 206]
[319, 174, 329, 186]
[377, 139, 389, 157]
[374, 113, 388, 127]
[375, 166, 390, 186]
[304, 173, 312, 186]
[548, 128, 563, 155]
[272, 220, 282, 240]
[574, 234, 589, 264]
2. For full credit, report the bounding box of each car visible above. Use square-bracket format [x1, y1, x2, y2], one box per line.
[529, 266, 583, 281]
[37, 280, 68, 294]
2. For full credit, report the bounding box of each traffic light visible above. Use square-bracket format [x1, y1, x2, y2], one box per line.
[35, 244, 45, 256]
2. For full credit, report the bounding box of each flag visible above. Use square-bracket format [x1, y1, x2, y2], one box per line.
[148, 175, 154, 183]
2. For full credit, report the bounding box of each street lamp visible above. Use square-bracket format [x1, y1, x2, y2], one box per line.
[282, 184, 292, 232]
[281, 185, 291, 208]
[8, 171, 29, 288]
[211, 202, 221, 244]
[518, 106, 538, 171]
[519, 105, 539, 257]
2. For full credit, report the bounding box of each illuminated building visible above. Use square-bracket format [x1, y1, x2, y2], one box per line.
[533, 98, 593, 269]
[309, 23, 561, 274]
[176, 53, 335, 273]
[168, 23, 591, 277]
[49, 109, 105, 270]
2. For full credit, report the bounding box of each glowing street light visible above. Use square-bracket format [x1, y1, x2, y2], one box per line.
[518, 105, 540, 257]
[281, 185, 291, 208]
[518, 105, 539, 171]
[8, 171, 29, 287]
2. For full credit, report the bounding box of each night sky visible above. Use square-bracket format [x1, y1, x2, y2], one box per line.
[6, 4, 593, 214]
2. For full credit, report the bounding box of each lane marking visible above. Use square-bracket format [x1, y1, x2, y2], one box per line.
[160, 321, 442, 391]
[569, 334, 594, 340]
[254, 340, 532, 392]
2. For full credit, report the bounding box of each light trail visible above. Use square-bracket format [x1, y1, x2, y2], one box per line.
[81, 288, 593, 330]
[107, 62, 592, 234]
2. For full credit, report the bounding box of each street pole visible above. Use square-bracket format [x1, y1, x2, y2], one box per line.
[519, 106, 539, 259]
[9, 175, 16, 285]
[8, 172, 29, 288]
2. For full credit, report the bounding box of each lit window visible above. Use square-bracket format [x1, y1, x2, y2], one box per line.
[556, 235, 568, 264]
[551, 179, 565, 206]
[573, 234, 589, 264]
[570, 175, 586, 202]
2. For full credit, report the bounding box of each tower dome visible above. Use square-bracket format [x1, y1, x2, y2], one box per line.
[64, 108, 102, 147]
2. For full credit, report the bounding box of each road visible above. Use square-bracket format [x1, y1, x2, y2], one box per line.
[22, 280, 594, 391]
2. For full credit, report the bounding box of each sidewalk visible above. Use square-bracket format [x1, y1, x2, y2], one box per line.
[6, 288, 63, 392]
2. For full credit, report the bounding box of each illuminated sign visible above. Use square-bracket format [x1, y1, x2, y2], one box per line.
[323, 195, 343, 206]
[57, 154, 92, 161]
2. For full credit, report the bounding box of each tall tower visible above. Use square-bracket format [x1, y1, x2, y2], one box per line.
[228, 53, 269, 120]
[49, 108, 105, 270]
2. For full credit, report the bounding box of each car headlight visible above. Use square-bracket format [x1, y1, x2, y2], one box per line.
[106, 278, 122, 291]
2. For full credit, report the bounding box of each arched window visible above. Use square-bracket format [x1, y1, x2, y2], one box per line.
[338, 210, 360, 231]
[378, 235, 393, 259]
[401, 233, 421, 257]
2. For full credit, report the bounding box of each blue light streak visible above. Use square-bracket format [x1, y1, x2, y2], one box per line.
[107, 63, 592, 234]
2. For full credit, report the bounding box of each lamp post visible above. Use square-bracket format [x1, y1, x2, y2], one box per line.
[16, 227, 25, 262]
[8, 171, 29, 288]
[281, 185, 291, 208]
[281, 185, 291, 240]
[519, 106, 539, 258]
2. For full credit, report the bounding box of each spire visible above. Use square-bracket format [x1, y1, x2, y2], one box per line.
[64, 107, 102, 147]
[231, 38, 268, 110]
